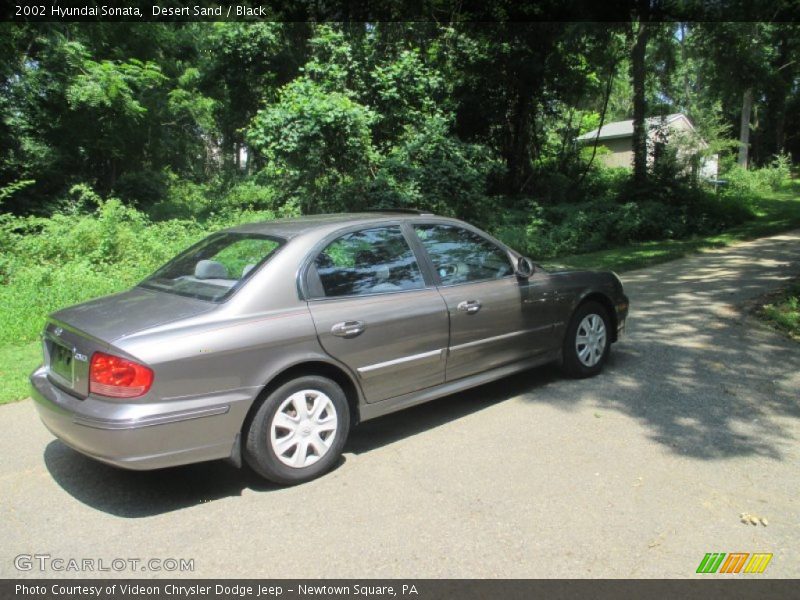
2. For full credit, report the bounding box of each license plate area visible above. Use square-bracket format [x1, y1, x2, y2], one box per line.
[49, 341, 74, 385]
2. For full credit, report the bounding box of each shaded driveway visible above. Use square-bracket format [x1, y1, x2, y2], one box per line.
[1, 230, 798, 578]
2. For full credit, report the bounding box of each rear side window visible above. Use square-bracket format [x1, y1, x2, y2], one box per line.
[414, 224, 513, 285]
[310, 226, 425, 298]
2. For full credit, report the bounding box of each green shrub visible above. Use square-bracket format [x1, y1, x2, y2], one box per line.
[689, 191, 755, 231]
[0, 180, 36, 205]
[113, 170, 168, 207]
[759, 154, 792, 190]
[0, 261, 135, 345]
[149, 175, 212, 220]
[0, 191, 287, 344]
[56, 183, 103, 215]
[722, 155, 791, 198]
[219, 180, 279, 213]
[493, 186, 756, 261]
[581, 166, 630, 204]
[370, 115, 502, 224]
[207, 207, 284, 228]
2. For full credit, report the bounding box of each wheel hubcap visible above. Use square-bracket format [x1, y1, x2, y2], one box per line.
[575, 314, 607, 367]
[270, 389, 338, 468]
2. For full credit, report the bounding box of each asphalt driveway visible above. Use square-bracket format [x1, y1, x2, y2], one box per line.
[2, 230, 799, 578]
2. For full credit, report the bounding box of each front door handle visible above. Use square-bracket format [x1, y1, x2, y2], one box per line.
[331, 320, 366, 338]
[457, 300, 482, 315]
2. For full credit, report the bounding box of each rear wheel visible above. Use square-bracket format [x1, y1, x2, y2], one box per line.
[244, 375, 350, 485]
[561, 301, 611, 378]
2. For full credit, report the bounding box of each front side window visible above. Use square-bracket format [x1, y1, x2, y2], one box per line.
[414, 224, 513, 285]
[141, 233, 282, 302]
[310, 226, 425, 298]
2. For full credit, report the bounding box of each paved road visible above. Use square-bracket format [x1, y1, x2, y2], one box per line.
[2, 230, 799, 579]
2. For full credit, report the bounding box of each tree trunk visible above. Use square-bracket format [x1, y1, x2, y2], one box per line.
[772, 32, 791, 156]
[775, 109, 786, 155]
[108, 158, 117, 192]
[504, 83, 535, 195]
[738, 87, 753, 168]
[630, 20, 649, 185]
[680, 23, 691, 114]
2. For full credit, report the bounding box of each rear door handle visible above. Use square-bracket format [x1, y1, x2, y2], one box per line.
[331, 320, 366, 338]
[457, 300, 482, 315]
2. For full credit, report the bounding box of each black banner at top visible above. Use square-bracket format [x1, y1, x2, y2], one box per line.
[3, 0, 800, 23]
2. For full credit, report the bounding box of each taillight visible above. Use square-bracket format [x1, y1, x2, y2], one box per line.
[89, 352, 153, 398]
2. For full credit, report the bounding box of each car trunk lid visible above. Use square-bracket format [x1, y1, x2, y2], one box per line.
[44, 287, 215, 398]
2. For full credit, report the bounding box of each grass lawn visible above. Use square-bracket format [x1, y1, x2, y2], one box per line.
[0, 341, 41, 404]
[1, 181, 798, 406]
[546, 180, 800, 272]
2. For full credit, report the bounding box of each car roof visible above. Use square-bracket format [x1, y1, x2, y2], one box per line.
[224, 211, 445, 239]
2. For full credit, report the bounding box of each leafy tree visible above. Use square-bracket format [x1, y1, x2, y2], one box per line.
[372, 114, 501, 222]
[198, 23, 308, 174]
[66, 56, 166, 190]
[0, 18, 798, 222]
[247, 78, 376, 214]
[690, 22, 775, 168]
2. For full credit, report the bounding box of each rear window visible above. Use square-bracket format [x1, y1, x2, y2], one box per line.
[140, 233, 283, 302]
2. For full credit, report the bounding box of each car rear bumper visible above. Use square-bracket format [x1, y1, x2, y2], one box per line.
[30, 366, 254, 470]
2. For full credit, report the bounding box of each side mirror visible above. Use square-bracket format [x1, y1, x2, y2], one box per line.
[515, 256, 535, 278]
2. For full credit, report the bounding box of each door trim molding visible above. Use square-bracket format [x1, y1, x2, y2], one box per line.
[358, 349, 561, 422]
[449, 325, 552, 354]
[357, 348, 445, 379]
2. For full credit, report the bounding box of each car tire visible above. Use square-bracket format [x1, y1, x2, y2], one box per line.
[561, 301, 611, 378]
[244, 375, 350, 485]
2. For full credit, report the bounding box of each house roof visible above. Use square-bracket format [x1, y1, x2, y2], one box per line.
[576, 113, 692, 142]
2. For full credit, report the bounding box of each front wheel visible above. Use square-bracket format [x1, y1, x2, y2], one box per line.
[244, 375, 350, 485]
[561, 301, 611, 378]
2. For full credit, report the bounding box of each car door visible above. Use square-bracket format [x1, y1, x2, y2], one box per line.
[305, 225, 449, 403]
[412, 223, 555, 382]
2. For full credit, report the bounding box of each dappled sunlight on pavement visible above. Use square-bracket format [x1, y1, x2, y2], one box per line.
[597, 230, 800, 460]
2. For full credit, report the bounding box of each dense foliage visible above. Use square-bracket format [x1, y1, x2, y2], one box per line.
[0, 199, 287, 343]
[3, 22, 799, 211]
[1, 21, 798, 345]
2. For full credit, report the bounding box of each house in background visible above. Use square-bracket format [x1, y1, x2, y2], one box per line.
[576, 113, 719, 180]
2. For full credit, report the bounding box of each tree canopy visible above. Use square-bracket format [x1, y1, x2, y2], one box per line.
[1, 21, 798, 217]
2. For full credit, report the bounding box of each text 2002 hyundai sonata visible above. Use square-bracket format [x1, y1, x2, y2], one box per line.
[31, 211, 628, 484]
